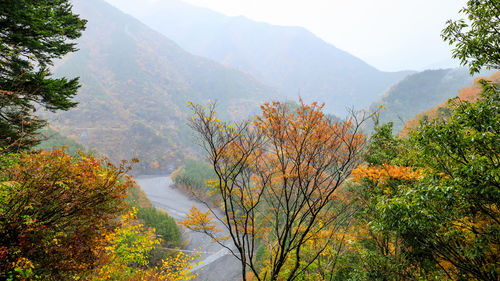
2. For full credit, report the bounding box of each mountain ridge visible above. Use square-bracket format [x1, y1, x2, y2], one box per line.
[104, 0, 413, 115]
[365, 68, 490, 133]
[48, 0, 281, 173]
[399, 71, 500, 137]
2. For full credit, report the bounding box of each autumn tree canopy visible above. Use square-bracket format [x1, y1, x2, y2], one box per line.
[183, 101, 371, 281]
[0, 149, 132, 279]
[86, 208, 200, 281]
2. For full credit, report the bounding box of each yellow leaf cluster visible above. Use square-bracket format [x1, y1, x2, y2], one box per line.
[86, 209, 200, 281]
[179, 206, 221, 233]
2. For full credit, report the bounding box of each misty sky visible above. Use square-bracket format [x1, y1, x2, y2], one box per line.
[105, 0, 467, 72]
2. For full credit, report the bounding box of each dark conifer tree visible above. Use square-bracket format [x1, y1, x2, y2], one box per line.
[0, 0, 86, 151]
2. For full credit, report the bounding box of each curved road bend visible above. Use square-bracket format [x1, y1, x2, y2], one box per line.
[135, 176, 241, 281]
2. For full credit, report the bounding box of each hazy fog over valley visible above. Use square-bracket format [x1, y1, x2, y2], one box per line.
[105, 0, 467, 71]
[43, 0, 478, 172]
[1, 0, 498, 280]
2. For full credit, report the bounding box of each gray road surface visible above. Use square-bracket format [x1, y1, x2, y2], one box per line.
[135, 176, 242, 281]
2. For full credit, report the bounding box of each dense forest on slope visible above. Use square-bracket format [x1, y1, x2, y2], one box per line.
[366, 68, 493, 133]
[104, 0, 412, 115]
[47, 0, 280, 173]
[400, 71, 500, 136]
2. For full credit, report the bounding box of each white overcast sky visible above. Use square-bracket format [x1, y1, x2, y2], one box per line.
[107, 0, 467, 72]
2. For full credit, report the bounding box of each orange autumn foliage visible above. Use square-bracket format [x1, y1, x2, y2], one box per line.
[352, 163, 423, 184]
[180, 206, 221, 233]
[0, 149, 133, 279]
[187, 100, 372, 281]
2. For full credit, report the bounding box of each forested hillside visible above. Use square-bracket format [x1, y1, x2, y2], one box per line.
[48, 0, 280, 173]
[104, 0, 412, 115]
[400, 71, 500, 136]
[366, 68, 489, 133]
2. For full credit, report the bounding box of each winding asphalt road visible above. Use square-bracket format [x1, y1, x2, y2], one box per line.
[135, 176, 241, 281]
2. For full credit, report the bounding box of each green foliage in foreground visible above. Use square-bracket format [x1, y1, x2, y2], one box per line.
[442, 0, 500, 74]
[380, 80, 499, 280]
[337, 123, 446, 281]
[340, 80, 499, 281]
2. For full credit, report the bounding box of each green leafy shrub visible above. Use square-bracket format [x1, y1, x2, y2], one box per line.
[137, 208, 182, 248]
[172, 159, 216, 193]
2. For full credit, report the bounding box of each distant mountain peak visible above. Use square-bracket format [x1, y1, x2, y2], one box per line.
[104, 0, 410, 116]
